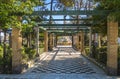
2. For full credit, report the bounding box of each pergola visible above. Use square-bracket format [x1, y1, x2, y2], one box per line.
[12, 9, 118, 75]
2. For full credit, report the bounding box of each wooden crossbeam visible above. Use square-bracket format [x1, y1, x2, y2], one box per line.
[42, 19, 92, 21]
[38, 24, 91, 27]
[32, 10, 111, 16]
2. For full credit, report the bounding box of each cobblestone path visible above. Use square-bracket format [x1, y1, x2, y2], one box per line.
[0, 46, 119, 79]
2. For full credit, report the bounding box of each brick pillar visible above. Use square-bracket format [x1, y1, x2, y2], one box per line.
[44, 31, 48, 52]
[107, 16, 118, 75]
[12, 28, 22, 74]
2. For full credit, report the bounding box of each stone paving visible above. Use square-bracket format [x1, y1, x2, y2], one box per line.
[30, 47, 96, 74]
[0, 46, 120, 79]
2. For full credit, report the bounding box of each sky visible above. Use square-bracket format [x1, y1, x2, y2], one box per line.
[31, 0, 94, 25]
[34, 0, 89, 24]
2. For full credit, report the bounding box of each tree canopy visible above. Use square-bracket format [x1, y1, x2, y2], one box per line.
[94, 0, 120, 21]
[92, 0, 120, 35]
[0, 0, 43, 29]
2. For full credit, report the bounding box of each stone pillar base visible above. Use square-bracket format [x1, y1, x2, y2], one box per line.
[12, 65, 22, 74]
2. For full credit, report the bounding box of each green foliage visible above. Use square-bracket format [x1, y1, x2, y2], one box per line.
[0, 0, 43, 29]
[0, 45, 12, 74]
[85, 47, 90, 56]
[0, 46, 3, 65]
[92, 0, 120, 35]
[85, 46, 107, 66]
[94, 0, 120, 21]
[3, 47, 12, 74]
[25, 47, 36, 59]
[98, 47, 107, 65]
[21, 47, 29, 61]
[59, 0, 74, 7]
[21, 47, 36, 60]
[0, 46, 3, 58]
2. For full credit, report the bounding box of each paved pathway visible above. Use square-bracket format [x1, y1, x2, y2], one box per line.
[0, 46, 120, 79]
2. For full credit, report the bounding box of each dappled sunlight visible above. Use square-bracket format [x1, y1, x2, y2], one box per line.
[27, 47, 101, 74]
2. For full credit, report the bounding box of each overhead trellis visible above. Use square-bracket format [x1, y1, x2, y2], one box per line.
[32, 10, 112, 16]
[29, 0, 114, 35]
[38, 24, 91, 27]
[41, 18, 92, 21]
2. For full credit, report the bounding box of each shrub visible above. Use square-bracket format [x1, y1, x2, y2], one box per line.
[0, 46, 3, 58]
[85, 47, 90, 55]
[21, 47, 29, 61]
[2, 47, 12, 74]
[118, 46, 120, 74]
[98, 52, 107, 65]
[24, 47, 36, 60]
[27, 49, 36, 59]
[98, 46, 107, 65]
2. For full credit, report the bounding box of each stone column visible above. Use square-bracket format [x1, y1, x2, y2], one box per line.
[54, 35, 57, 47]
[49, 33, 53, 51]
[52, 34, 55, 47]
[12, 28, 22, 74]
[76, 33, 80, 50]
[78, 32, 81, 51]
[81, 31, 84, 54]
[98, 33, 101, 48]
[89, 27, 92, 55]
[72, 35, 74, 47]
[44, 31, 48, 52]
[107, 16, 118, 75]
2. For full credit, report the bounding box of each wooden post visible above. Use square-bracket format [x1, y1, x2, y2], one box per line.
[107, 16, 118, 75]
